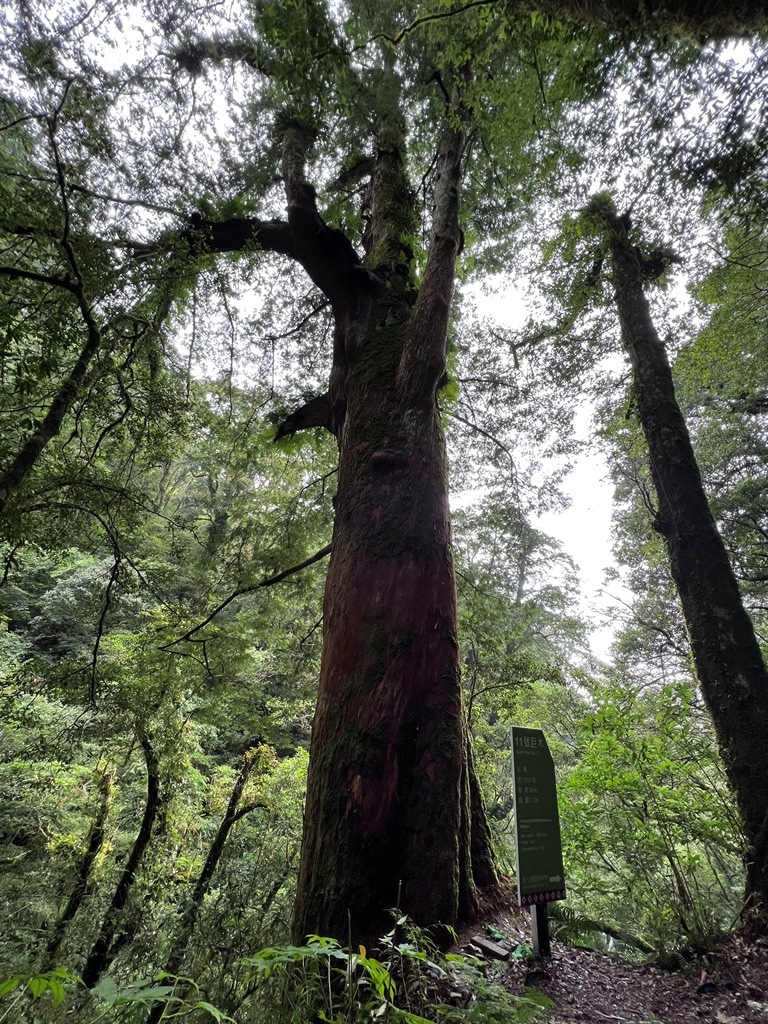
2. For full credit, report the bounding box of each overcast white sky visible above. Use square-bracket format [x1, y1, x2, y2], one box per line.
[533, 422, 627, 662]
[472, 282, 629, 662]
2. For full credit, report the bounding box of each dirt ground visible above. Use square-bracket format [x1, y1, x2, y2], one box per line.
[459, 912, 768, 1023]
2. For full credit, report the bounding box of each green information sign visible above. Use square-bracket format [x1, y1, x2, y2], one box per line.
[511, 726, 566, 907]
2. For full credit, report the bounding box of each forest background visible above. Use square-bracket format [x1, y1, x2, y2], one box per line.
[1, 0, 768, 1020]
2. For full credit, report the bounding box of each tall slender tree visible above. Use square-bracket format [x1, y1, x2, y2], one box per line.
[587, 195, 768, 928]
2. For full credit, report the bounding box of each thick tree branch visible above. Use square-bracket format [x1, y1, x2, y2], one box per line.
[274, 391, 332, 439]
[399, 118, 465, 403]
[135, 121, 362, 311]
[164, 215, 299, 263]
[43, 766, 114, 966]
[0, 266, 76, 291]
[526, 0, 768, 38]
[127, 122, 378, 450]
[0, 289, 103, 515]
[277, 118, 379, 314]
[0, 100, 109, 514]
[81, 728, 161, 988]
[139, 206, 375, 327]
[171, 37, 271, 75]
[0, 269, 177, 515]
[359, 0, 767, 51]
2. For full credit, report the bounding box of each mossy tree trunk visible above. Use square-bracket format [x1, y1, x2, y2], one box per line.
[291, 106, 498, 949]
[43, 765, 114, 967]
[601, 205, 768, 932]
[192, 89, 498, 949]
[531, 0, 767, 38]
[82, 728, 162, 987]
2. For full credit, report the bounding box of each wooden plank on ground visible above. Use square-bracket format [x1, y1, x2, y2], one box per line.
[469, 936, 510, 960]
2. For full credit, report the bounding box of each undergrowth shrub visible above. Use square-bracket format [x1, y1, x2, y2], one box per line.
[239, 915, 552, 1024]
[0, 917, 553, 1023]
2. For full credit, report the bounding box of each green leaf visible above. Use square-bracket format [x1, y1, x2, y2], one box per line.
[114, 984, 175, 1004]
[194, 999, 238, 1022]
[91, 977, 119, 1006]
[27, 972, 69, 1004]
[0, 976, 22, 1001]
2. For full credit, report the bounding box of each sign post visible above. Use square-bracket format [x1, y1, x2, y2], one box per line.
[511, 726, 566, 957]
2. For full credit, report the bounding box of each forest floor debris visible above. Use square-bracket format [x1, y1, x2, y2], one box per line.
[459, 916, 768, 1023]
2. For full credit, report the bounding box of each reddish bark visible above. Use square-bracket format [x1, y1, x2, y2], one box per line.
[293, 361, 475, 946]
[288, 98, 500, 948]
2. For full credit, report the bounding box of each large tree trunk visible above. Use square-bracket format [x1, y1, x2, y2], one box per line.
[180, 90, 499, 950]
[602, 204, 768, 930]
[293, 319, 477, 948]
[292, 110, 498, 949]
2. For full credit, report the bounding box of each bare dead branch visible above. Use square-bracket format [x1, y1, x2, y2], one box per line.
[162, 542, 332, 648]
[359, 0, 496, 49]
[0, 265, 76, 291]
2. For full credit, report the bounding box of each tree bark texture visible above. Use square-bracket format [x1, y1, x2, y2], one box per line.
[293, 338, 477, 946]
[606, 212, 768, 929]
[290, 110, 497, 948]
[528, 0, 767, 38]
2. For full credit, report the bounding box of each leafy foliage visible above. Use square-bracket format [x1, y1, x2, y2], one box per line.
[559, 677, 743, 949]
[239, 919, 551, 1024]
[0, 0, 766, 1014]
